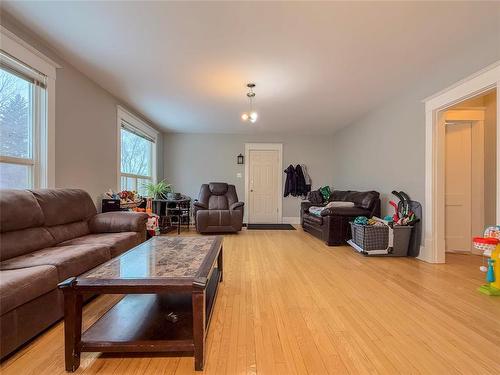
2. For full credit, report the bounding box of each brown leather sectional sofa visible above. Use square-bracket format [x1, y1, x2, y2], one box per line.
[0, 188, 148, 358]
[193, 183, 244, 233]
[301, 190, 381, 246]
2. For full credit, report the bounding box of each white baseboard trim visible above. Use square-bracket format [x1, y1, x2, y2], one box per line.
[282, 216, 301, 225]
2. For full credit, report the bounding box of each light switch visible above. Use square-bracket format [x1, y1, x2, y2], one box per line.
[236, 173, 242, 178]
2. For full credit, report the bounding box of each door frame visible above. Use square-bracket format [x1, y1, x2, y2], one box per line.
[423, 61, 500, 263]
[244, 143, 283, 224]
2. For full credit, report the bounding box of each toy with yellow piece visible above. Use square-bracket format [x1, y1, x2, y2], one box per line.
[473, 226, 500, 296]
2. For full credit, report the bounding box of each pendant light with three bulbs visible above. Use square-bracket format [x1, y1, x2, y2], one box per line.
[241, 83, 258, 123]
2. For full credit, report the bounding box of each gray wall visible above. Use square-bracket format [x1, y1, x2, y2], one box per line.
[1, 14, 163, 207]
[163, 133, 334, 219]
[332, 41, 500, 219]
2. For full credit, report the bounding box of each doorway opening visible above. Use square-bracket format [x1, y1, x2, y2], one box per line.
[423, 63, 499, 264]
[443, 89, 497, 256]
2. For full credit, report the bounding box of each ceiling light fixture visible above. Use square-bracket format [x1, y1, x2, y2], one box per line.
[241, 83, 258, 123]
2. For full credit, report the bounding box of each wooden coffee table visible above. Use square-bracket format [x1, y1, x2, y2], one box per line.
[58, 235, 223, 372]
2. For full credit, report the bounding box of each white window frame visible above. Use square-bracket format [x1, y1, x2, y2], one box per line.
[0, 26, 58, 188]
[117, 105, 158, 192]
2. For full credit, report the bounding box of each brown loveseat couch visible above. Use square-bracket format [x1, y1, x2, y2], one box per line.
[0, 188, 148, 358]
[301, 190, 381, 246]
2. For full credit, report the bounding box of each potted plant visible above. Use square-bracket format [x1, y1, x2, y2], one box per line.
[143, 180, 172, 199]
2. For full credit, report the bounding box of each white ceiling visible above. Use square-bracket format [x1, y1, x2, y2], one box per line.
[2, 1, 499, 134]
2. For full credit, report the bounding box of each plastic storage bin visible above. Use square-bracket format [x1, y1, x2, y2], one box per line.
[390, 225, 413, 256]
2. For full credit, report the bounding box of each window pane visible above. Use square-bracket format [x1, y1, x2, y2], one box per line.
[121, 175, 136, 192]
[120, 128, 152, 177]
[0, 68, 32, 159]
[0, 162, 32, 189]
[137, 177, 151, 197]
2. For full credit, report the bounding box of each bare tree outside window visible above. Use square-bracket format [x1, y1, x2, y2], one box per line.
[0, 68, 33, 188]
[120, 127, 152, 195]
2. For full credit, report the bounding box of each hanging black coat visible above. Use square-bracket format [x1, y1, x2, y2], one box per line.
[295, 164, 307, 197]
[284, 165, 296, 197]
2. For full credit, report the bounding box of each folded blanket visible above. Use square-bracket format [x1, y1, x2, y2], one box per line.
[308, 206, 325, 217]
[326, 201, 355, 208]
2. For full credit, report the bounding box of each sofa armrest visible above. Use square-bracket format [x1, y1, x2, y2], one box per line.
[230, 202, 244, 211]
[193, 201, 208, 210]
[89, 212, 148, 233]
[320, 207, 370, 217]
[300, 201, 325, 225]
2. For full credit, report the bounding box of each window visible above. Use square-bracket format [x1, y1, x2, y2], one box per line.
[0, 27, 56, 189]
[118, 106, 158, 196]
[0, 52, 47, 189]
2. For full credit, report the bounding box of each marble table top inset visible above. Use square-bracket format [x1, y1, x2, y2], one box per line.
[82, 236, 220, 280]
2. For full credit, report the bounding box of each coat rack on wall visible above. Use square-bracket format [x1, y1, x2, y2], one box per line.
[284, 164, 311, 198]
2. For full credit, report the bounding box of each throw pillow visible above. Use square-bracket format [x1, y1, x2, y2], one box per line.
[308, 190, 323, 205]
[319, 186, 331, 201]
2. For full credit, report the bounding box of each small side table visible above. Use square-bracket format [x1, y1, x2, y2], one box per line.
[153, 196, 191, 234]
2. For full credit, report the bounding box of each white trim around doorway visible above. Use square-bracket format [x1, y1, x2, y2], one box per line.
[422, 61, 500, 263]
[244, 143, 283, 224]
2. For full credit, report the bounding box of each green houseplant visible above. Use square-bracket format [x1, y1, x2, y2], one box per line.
[143, 180, 172, 199]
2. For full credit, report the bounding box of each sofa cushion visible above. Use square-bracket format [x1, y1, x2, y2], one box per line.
[331, 190, 379, 210]
[0, 244, 110, 282]
[0, 190, 45, 232]
[30, 189, 97, 226]
[46, 221, 90, 244]
[59, 232, 140, 257]
[320, 206, 370, 217]
[0, 265, 58, 315]
[0, 227, 56, 261]
[348, 191, 379, 209]
[208, 195, 229, 210]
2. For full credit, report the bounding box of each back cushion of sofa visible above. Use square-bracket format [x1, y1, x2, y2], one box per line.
[346, 191, 379, 209]
[0, 190, 56, 260]
[331, 190, 349, 202]
[46, 221, 90, 244]
[0, 227, 55, 261]
[0, 189, 45, 232]
[31, 189, 97, 226]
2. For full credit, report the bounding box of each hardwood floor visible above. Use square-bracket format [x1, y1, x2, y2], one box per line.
[2, 228, 499, 374]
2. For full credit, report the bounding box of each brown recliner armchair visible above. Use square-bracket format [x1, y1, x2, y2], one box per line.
[194, 183, 244, 233]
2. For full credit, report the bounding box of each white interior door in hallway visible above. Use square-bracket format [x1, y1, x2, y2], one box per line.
[445, 122, 472, 252]
[444, 118, 485, 253]
[247, 148, 281, 224]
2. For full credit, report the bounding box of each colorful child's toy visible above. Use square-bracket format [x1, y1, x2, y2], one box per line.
[389, 200, 399, 222]
[473, 225, 500, 296]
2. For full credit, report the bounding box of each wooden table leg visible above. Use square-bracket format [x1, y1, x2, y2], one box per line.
[63, 290, 83, 372]
[192, 289, 206, 371]
[218, 246, 223, 282]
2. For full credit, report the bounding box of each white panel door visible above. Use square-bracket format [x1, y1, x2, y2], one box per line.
[248, 150, 279, 224]
[445, 122, 472, 252]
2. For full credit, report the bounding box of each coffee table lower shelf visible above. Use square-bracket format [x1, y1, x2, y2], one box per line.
[81, 293, 195, 354]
